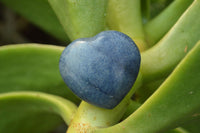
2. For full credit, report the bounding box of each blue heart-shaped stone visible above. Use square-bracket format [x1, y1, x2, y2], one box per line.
[59, 31, 140, 109]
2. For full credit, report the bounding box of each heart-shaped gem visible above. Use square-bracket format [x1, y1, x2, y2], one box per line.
[59, 31, 140, 109]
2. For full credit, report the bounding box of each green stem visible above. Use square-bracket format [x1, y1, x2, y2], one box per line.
[67, 72, 143, 133]
[67, 100, 130, 133]
[0, 91, 77, 125]
[106, 0, 148, 51]
[145, 0, 193, 46]
[141, 0, 200, 83]
[48, 0, 107, 41]
[0, 44, 81, 104]
[95, 40, 200, 133]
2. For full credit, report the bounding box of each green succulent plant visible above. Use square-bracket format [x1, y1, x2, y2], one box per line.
[0, 0, 200, 133]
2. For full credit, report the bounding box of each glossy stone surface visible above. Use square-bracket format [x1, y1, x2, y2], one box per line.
[59, 31, 140, 109]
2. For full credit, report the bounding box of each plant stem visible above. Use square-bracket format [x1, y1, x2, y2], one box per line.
[141, 0, 200, 83]
[95, 40, 200, 133]
[48, 0, 108, 41]
[67, 72, 142, 133]
[0, 92, 77, 125]
[144, 0, 193, 46]
[106, 0, 148, 51]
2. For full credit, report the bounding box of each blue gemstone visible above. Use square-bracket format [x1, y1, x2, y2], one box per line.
[59, 31, 141, 109]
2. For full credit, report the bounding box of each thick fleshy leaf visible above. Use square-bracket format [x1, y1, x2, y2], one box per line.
[141, 0, 200, 83]
[145, 0, 193, 46]
[48, 0, 107, 41]
[0, 44, 80, 104]
[0, 0, 69, 41]
[95, 41, 200, 133]
[0, 91, 77, 133]
[106, 0, 147, 51]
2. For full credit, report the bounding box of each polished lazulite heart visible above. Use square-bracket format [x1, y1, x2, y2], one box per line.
[59, 31, 140, 109]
